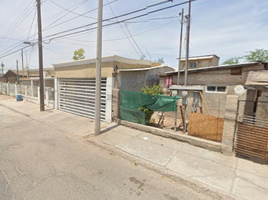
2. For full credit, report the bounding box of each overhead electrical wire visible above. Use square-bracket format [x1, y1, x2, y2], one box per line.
[105, 0, 141, 57]
[0, 0, 195, 59]
[43, 0, 194, 42]
[0, 1, 36, 44]
[43, 0, 179, 39]
[43, 0, 118, 32]
[44, 0, 90, 31]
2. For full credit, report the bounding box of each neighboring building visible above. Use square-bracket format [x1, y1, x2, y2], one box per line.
[53, 55, 165, 122]
[159, 62, 268, 118]
[20, 67, 55, 88]
[0, 70, 21, 83]
[0, 74, 4, 82]
[244, 70, 268, 120]
[117, 65, 174, 92]
[180, 54, 220, 69]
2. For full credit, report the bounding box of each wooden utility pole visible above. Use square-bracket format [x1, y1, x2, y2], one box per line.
[94, 0, 103, 135]
[16, 60, 19, 82]
[37, 0, 45, 111]
[184, 0, 191, 86]
[177, 8, 184, 85]
[21, 49, 24, 77]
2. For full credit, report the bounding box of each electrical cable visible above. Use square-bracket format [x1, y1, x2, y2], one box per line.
[43, 0, 181, 39]
[43, 0, 118, 32]
[0, 1, 36, 44]
[43, 0, 90, 31]
[105, 0, 140, 57]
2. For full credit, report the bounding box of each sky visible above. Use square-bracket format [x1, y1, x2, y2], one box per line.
[0, 0, 268, 73]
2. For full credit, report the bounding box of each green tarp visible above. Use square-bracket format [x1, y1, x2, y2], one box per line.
[120, 90, 180, 125]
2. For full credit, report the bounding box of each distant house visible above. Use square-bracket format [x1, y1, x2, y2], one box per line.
[180, 54, 220, 69]
[0, 70, 21, 83]
[20, 67, 55, 88]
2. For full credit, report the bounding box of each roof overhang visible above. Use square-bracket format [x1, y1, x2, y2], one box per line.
[53, 55, 152, 68]
[169, 85, 204, 91]
[244, 70, 268, 89]
[119, 65, 174, 72]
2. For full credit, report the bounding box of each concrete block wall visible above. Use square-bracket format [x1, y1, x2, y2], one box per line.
[112, 89, 120, 122]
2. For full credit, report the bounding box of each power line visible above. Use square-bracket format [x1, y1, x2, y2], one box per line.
[43, 0, 118, 32]
[27, 10, 37, 40]
[0, 0, 195, 59]
[0, 1, 36, 44]
[43, 0, 179, 39]
[43, 0, 90, 31]
[106, 0, 140, 57]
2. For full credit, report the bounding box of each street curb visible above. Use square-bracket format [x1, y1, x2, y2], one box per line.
[118, 120, 222, 153]
[87, 138, 241, 200]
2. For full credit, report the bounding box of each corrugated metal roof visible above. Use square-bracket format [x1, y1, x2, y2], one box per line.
[159, 62, 261, 76]
[178, 54, 219, 61]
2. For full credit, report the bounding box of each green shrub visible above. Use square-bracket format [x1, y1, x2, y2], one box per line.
[140, 83, 163, 124]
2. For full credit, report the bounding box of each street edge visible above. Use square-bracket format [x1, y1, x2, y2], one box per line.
[87, 138, 241, 200]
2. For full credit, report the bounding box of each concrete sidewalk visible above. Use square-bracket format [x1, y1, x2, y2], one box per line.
[1, 96, 268, 200]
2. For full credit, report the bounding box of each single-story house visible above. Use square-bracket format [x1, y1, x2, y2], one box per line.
[159, 62, 268, 118]
[53, 55, 172, 122]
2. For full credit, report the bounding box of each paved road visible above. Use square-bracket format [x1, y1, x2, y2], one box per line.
[0, 103, 215, 200]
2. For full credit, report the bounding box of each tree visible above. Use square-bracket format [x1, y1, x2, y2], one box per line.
[243, 49, 268, 62]
[154, 58, 164, 64]
[222, 57, 240, 65]
[140, 54, 146, 60]
[73, 48, 85, 60]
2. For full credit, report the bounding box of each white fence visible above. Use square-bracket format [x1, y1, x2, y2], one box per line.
[0, 82, 54, 108]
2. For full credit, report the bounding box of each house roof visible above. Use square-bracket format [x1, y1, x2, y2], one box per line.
[7, 67, 54, 75]
[119, 65, 174, 72]
[159, 62, 262, 76]
[245, 70, 268, 88]
[178, 54, 219, 61]
[53, 55, 153, 68]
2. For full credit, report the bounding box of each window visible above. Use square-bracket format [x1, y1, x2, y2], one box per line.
[206, 86, 227, 93]
[190, 61, 197, 68]
[230, 68, 242, 75]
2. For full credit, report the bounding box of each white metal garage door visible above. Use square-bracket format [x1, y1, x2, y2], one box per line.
[59, 78, 107, 120]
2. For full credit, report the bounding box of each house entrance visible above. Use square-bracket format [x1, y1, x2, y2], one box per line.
[234, 100, 268, 163]
[58, 78, 107, 120]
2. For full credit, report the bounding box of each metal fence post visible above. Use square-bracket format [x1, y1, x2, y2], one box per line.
[15, 83, 17, 97]
[37, 87, 40, 104]
[0, 81, 2, 94]
[174, 100, 178, 132]
[7, 82, 10, 95]
[45, 88, 49, 107]
[25, 86, 28, 101]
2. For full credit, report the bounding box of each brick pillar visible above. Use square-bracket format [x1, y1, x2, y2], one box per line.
[221, 95, 239, 155]
[112, 89, 120, 122]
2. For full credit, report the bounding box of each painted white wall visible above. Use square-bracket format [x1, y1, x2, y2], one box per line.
[105, 77, 113, 123]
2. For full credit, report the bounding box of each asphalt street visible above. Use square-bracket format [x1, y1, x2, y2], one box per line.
[0, 101, 215, 200]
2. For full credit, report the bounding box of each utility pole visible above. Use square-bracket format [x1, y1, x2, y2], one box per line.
[1, 62, 4, 74]
[177, 8, 184, 85]
[21, 49, 24, 77]
[16, 60, 19, 82]
[94, 0, 103, 135]
[184, 0, 191, 86]
[37, 0, 45, 111]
